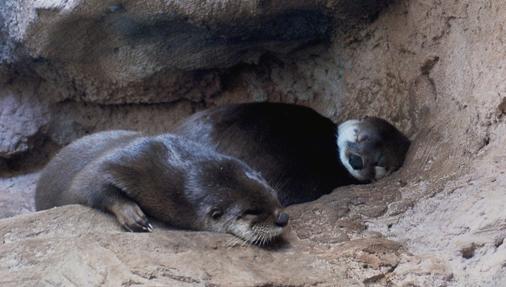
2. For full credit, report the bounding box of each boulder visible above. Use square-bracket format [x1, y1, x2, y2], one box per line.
[0, 0, 388, 104]
[0, 87, 49, 159]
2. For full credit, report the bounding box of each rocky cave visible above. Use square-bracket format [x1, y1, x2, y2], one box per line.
[0, 0, 505, 286]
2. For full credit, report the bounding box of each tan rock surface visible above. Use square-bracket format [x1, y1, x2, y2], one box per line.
[0, 0, 387, 104]
[0, 202, 433, 287]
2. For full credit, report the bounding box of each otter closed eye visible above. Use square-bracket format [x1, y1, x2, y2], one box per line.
[210, 208, 223, 219]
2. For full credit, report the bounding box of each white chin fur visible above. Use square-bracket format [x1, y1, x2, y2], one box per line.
[337, 120, 367, 181]
[228, 221, 283, 245]
[374, 166, 387, 180]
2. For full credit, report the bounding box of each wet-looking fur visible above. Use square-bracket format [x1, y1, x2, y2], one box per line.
[35, 131, 289, 245]
[174, 102, 410, 206]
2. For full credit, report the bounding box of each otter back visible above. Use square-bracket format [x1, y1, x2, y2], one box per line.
[35, 130, 289, 245]
[174, 103, 358, 206]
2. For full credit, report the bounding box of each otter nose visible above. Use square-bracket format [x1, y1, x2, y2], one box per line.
[348, 154, 364, 170]
[275, 212, 289, 227]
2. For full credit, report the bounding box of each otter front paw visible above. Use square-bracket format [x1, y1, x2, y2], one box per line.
[110, 201, 153, 232]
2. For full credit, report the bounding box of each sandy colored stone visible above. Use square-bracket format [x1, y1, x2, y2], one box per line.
[0, 0, 387, 104]
[0, 172, 37, 218]
[0, 86, 49, 158]
[0, 205, 406, 287]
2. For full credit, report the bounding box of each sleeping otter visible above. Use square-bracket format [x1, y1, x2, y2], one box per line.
[174, 102, 410, 206]
[35, 130, 289, 245]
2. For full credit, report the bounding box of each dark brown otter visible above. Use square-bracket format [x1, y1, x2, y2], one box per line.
[174, 102, 410, 206]
[35, 130, 288, 245]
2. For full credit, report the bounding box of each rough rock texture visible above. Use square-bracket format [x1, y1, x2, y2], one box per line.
[0, 84, 49, 159]
[0, 201, 437, 286]
[0, 0, 388, 104]
[0, 172, 37, 218]
[1, 0, 506, 286]
[0, 0, 389, 159]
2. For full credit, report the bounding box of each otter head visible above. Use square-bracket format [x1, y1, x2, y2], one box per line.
[188, 158, 289, 245]
[337, 117, 410, 182]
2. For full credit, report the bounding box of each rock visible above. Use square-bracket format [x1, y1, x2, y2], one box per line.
[0, 0, 389, 104]
[46, 100, 196, 146]
[498, 97, 506, 116]
[376, 143, 506, 286]
[0, 0, 389, 162]
[0, 86, 49, 159]
[0, 172, 455, 286]
[460, 243, 477, 259]
[0, 205, 404, 287]
[0, 172, 37, 218]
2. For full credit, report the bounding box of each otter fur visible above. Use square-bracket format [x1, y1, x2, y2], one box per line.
[35, 130, 289, 245]
[174, 102, 411, 206]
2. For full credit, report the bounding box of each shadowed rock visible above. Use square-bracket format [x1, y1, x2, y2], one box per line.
[0, 0, 389, 103]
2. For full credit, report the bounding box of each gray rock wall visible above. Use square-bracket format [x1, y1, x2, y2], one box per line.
[0, 0, 389, 163]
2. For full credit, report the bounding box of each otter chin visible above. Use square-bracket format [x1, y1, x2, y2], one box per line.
[204, 205, 288, 245]
[225, 209, 288, 245]
[35, 130, 289, 245]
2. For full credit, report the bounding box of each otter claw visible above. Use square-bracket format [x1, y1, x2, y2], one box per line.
[110, 201, 152, 232]
[141, 223, 153, 232]
[122, 219, 151, 232]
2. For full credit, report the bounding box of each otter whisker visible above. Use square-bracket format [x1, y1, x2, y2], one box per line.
[225, 237, 241, 248]
[260, 234, 265, 246]
[241, 237, 249, 248]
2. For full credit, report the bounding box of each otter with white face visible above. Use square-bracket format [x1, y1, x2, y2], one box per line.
[337, 117, 409, 182]
[35, 131, 288, 245]
[174, 102, 410, 206]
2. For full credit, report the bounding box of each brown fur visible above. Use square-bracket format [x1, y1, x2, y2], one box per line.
[35, 130, 288, 244]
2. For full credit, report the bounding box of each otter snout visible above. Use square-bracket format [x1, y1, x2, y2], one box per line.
[275, 210, 289, 227]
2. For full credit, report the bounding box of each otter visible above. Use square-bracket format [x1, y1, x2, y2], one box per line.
[174, 102, 410, 206]
[35, 130, 289, 245]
